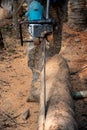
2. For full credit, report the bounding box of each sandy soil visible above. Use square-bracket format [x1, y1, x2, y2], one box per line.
[0, 24, 87, 130]
[61, 24, 87, 130]
[0, 31, 39, 130]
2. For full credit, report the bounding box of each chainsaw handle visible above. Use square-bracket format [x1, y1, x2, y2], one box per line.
[19, 19, 54, 25]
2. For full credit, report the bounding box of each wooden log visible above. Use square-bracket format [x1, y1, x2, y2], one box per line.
[38, 54, 78, 130]
[68, 0, 87, 30]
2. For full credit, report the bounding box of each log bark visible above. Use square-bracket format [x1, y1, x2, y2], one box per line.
[38, 54, 78, 130]
[68, 0, 87, 30]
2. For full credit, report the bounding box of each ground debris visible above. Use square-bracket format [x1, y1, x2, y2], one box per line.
[0, 79, 10, 86]
[22, 109, 30, 120]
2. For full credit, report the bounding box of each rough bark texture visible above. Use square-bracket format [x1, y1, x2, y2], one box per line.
[68, 0, 87, 30]
[38, 54, 78, 130]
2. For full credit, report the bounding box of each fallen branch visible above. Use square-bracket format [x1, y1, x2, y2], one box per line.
[38, 54, 78, 130]
[2, 111, 26, 127]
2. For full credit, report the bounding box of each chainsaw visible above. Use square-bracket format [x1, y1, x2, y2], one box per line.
[19, 0, 55, 125]
[19, 0, 55, 45]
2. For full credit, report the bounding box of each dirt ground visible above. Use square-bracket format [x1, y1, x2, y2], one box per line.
[0, 24, 87, 130]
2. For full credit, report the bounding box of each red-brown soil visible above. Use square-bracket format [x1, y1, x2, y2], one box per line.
[61, 24, 87, 130]
[0, 24, 87, 130]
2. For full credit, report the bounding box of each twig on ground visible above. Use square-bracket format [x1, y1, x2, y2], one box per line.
[2, 111, 27, 127]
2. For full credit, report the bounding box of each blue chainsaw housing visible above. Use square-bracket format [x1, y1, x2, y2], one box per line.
[25, 0, 44, 21]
